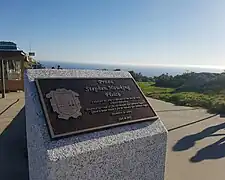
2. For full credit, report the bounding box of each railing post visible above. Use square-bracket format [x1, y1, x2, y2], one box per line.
[1, 59, 5, 98]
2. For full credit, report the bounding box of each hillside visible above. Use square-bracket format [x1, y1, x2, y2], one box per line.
[153, 72, 225, 94]
[137, 72, 225, 114]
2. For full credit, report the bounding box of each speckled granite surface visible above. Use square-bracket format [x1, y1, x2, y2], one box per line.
[25, 69, 168, 180]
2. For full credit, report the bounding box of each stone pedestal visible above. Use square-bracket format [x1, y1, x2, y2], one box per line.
[25, 69, 168, 180]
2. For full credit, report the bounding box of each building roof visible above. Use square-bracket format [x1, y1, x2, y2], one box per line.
[0, 50, 30, 62]
[0, 41, 17, 50]
[0, 41, 34, 62]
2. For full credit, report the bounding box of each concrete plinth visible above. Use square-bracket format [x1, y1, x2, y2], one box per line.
[25, 69, 168, 180]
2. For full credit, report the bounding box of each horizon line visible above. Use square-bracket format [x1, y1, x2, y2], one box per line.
[39, 60, 225, 70]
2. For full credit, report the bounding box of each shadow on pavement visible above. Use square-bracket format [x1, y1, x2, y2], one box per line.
[190, 136, 225, 162]
[0, 107, 29, 180]
[172, 120, 225, 163]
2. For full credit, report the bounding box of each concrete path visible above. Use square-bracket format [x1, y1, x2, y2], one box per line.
[149, 98, 225, 180]
[0, 92, 28, 180]
[0, 92, 25, 132]
[1, 92, 225, 180]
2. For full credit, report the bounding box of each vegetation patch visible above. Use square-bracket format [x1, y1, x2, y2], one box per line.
[137, 71, 225, 114]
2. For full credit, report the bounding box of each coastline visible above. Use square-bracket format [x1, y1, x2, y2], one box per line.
[40, 60, 224, 77]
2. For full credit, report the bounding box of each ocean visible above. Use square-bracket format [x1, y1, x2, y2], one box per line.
[40, 60, 224, 77]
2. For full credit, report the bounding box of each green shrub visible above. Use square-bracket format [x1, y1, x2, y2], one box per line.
[139, 82, 225, 114]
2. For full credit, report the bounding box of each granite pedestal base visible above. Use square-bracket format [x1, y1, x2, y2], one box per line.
[25, 69, 168, 180]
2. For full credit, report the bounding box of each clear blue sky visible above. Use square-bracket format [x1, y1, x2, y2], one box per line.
[1, 0, 225, 67]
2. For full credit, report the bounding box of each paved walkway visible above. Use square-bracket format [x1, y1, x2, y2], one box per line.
[151, 98, 225, 180]
[0, 92, 28, 180]
[0, 92, 225, 180]
[0, 92, 25, 133]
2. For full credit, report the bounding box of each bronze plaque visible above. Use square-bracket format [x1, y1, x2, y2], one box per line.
[36, 78, 158, 139]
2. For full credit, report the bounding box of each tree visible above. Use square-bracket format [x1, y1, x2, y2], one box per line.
[114, 69, 121, 71]
[128, 71, 152, 82]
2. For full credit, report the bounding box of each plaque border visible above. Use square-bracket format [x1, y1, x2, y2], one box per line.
[35, 77, 159, 140]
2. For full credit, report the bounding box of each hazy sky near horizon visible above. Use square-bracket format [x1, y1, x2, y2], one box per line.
[1, 0, 225, 67]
